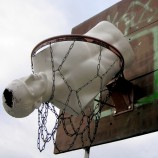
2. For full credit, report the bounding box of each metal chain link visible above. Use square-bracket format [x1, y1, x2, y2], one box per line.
[35, 41, 121, 152]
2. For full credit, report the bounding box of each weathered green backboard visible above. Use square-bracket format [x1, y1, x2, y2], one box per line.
[54, 0, 158, 154]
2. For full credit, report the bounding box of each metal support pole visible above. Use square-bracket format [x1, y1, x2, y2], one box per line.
[84, 147, 90, 158]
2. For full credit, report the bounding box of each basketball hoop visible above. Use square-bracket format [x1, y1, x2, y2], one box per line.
[31, 34, 125, 152]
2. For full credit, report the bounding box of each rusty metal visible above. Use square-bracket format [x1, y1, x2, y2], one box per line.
[33, 34, 125, 152]
[106, 77, 134, 115]
[54, 0, 158, 154]
[31, 35, 124, 68]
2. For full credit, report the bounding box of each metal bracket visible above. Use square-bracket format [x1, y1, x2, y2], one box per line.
[106, 77, 134, 116]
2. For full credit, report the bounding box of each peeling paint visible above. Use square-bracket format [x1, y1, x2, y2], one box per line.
[99, 0, 158, 117]
[107, 0, 158, 35]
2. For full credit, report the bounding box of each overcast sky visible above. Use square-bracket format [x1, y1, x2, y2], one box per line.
[0, 0, 158, 158]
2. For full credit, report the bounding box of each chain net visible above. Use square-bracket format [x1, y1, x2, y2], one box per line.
[31, 35, 124, 153]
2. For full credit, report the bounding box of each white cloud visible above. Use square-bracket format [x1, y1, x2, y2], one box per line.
[0, 0, 70, 157]
[90, 132, 158, 158]
[0, 0, 69, 86]
[1, 0, 158, 158]
[0, 0, 68, 38]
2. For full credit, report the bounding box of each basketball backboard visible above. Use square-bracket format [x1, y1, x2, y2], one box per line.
[54, 0, 158, 154]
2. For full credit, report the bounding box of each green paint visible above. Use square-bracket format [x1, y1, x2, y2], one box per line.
[153, 28, 158, 92]
[137, 92, 158, 105]
[135, 27, 158, 105]
[100, 109, 112, 118]
[108, 0, 156, 35]
[94, 0, 158, 117]
[98, 26, 158, 118]
[93, 94, 113, 119]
